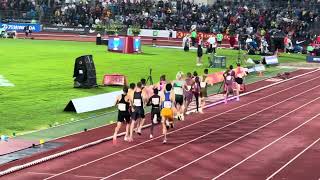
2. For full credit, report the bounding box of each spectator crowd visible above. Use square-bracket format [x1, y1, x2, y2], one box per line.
[1, 0, 319, 49]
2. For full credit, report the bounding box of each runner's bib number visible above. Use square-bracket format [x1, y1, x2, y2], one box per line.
[187, 86, 192, 91]
[200, 82, 206, 88]
[226, 76, 232, 81]
[174, 88, 183, 95]
[152, 98, 160, 105]
[134, 99, 142, 107]
[163, 101, 172, 108]
[118, 103, 126, 111]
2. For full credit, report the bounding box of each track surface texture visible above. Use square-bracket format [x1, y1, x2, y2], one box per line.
[1, 69, 320, 180]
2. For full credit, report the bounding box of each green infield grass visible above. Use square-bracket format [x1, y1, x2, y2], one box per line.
[0, 39, 306, 136]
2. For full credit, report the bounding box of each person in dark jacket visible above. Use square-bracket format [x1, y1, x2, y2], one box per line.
[196, 38, 203, 66]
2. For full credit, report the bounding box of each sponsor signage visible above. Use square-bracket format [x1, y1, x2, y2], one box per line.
[138, 29, 177, 38]
[306, 56, 320, 63]
[42, 26, 88, 34]
[263, 55, 279, 65]
[0, 23, 41, 32]
[176, 31, 232, 41]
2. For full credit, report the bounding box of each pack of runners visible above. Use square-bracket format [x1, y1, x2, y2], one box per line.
[113, 67, 246, 144]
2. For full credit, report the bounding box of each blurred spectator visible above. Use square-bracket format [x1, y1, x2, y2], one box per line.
[1, 0, 318, 51]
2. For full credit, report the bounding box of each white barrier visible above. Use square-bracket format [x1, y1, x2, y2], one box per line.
[64, 91, 122, 113]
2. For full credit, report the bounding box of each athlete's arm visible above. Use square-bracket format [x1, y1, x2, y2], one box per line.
[125, 95, 131, 107]
[114, 96, 120, 106]
[170, 91, 175, 102]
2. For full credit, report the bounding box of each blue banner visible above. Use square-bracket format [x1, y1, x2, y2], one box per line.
[133, 37, 141, 52]
[108, 37, 125, 52]
[0, 23, 41, 32]
[306, 56, 320, 63]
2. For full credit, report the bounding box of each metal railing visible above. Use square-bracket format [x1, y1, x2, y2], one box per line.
[0, 10, 39, 23]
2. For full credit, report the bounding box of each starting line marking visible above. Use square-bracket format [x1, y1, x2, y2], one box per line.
[1, 69, 319, 178]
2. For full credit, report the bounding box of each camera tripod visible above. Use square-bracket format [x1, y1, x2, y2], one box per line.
[237, 41, 246, 65]
[146, 68, 153, 85]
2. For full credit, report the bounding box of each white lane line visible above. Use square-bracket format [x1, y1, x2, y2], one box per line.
[266, 137, 320, 180]
[28, 172, 56, 175]
[157, 96, 320, 180]
[28, 172, 104, 179]
[74, 175, 105, 179]
[40, 73, 320, 180]
[2, 70, 318, 178]
[212, 113, 320, 180]
[101, 85, 320, 179]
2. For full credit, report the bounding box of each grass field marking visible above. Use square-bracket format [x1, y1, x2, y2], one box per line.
[0, 75, 14, 87]
[1, 69, 318, 178]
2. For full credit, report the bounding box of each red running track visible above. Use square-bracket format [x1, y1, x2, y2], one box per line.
[2, 69, 320, 180]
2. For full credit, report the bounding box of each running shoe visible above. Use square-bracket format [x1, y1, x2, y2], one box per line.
[165, 120, 170, 127]
[163, 139, 167, 144]
[137, 128, 142, 135]
[150, 134, 153, 139]
[236, 97, 240, 101]
[124, 136, 128, 141]
[153, 114, 158, 124]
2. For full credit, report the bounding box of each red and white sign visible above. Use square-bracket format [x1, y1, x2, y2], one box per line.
[207, 71, 225, 85]
[103, 74, 127, 86]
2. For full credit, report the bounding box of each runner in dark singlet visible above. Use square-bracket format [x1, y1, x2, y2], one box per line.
[128, 83, 136, 101]
[234, 63, 246, 100]
[113, 86, 131, 144]
[147, 88, 161, 139]
[193, 75, 201, 113]
[130, 82, 146, 140]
